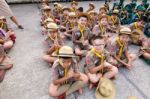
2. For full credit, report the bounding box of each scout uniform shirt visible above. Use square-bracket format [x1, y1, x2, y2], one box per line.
[66, 21, 77, 34]
[130, 22, 144, 31]
[85, 48, 110, 74]
[51, 59, 79, 84]
[92, 23, 108, 36]
[109, 16, 120, 27]
[45, 33, 63, 47]
[72, 25, 92, 49]
[60, 14, 68, 26]
[107, 37, 128, 64]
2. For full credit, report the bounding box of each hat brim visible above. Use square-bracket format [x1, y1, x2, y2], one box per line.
[119, 32, 131, 35]
[95, 78, 116, 99]
[53, 54, 77, 57]
[78, 13, 90, 21]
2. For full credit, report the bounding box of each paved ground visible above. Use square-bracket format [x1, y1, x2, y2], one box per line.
[0, 1, 150, 99]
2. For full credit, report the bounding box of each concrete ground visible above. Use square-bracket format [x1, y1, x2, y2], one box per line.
[0, 1, 150, 99]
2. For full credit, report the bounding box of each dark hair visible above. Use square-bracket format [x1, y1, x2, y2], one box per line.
[59, 57, 72, 59]
[77, 7, 84, 12]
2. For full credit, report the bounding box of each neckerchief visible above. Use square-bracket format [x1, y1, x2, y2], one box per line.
[136, 13, 141, 19]
[91, 48, 104, 73]
[111, 16, 117, 25]
[59, 59, 68, 84]
[78, 24, 85, 41]
[99, 23, 105, 35]
[0, 23, 4, 29]
[116, 37, 124, 59]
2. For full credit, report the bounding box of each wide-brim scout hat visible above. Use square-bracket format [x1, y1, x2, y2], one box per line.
[71, 1, 78, 6]
[56, 46, 76, 57]
[68, 12, 76, 17]
[119, 27, 131, 35]
[53, 2, 59, 6]
[62, 6, 71, 12]
[89, 3, 95, 9]
[95, 78, 116, 99]
[0, 16, 5, 20]
[112, 9, 119, 14]
[99, 6, 107, 12]
[44, 18, 54, 23]
[99, 14, 109, 20]
[46, 23, 59, 31]
[78, 13, 90, 21]
[88, 10, 97, 15]
[43, 5, 51, 10]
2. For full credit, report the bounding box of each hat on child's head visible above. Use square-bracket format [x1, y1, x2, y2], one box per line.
[46, 23, 59, 31]
[119, 27, 131, 35]
[56, 46, 76, 58]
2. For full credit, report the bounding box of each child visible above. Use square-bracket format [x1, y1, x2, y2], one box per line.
[107, 27, 136, 70]
[85, 36, 118, 89]
[43, 23, 64, 65]
[139, 38, 150, 65]
[72, 13, 92, 56]
[48, 46, 88, 98]
[0, 44, 13, 82]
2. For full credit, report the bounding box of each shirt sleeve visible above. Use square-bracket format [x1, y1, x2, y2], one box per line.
[85, 53, 95, 69]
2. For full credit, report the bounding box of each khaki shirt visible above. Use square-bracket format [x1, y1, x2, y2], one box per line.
[51, 59, 79, 84]
[85, 50, 110, 73]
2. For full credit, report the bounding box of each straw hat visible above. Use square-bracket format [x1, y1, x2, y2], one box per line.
[62, 6, 70, 12]
[99, 6, 107, 12]
[43, 5, 51, 10]
[68, 12, 76, 17]
[47, 23, 59, 31]
[112, 9, 119, 14]
[128, 96, 137, 99]
[119, 27, 131, 35]
[44, 18, 54, 23]
[56, 46, 76, 57]
[89, 3, 95, 9]
[95, 78, 116, 99]
[99, 14, 109, 20]
[78, 13, 90, 21]
[71, 1, 78, 6]
[88, 10, 97, 15]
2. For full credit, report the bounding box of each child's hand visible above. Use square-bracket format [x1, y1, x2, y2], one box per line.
[67, 69, 74, 78]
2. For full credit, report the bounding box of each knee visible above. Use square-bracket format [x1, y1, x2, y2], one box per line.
[80, 73, 88, 84]
[75, 50, 82, 56]
[130, 54, 137, 61]
[48, 84, 57, 97]
[4, 41, 13, 49]
[112, 66, 118, 75]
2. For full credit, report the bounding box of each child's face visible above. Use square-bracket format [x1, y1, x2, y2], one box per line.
[119, 34, 129, 43]
[60, 58, 72, 68]
[0, 19, 3, 23]
[63, 10, 69, 15]
[93, 39, 105, 52]
[69, 17, 76, 23]
[72, 4, 77, 8]
[100, 17, 108, 26]
[99, 9, 106, 14]
[78, 17, 87, 26]
[50, 30, 58, 36]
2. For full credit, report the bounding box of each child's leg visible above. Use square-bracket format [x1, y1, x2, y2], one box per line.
[79, 73, 88, 84]
[0, 70, 6, 82]
[3, 40, 14, 50]
[103, 62, 118, 79]
[142, 52, 150, 59]
[66, 80, 85, 95]
[49, 83, 70, 97]
[87, 73, 102, 83]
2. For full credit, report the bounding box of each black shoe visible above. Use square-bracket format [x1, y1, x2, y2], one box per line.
[18, 25, 24, 29]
